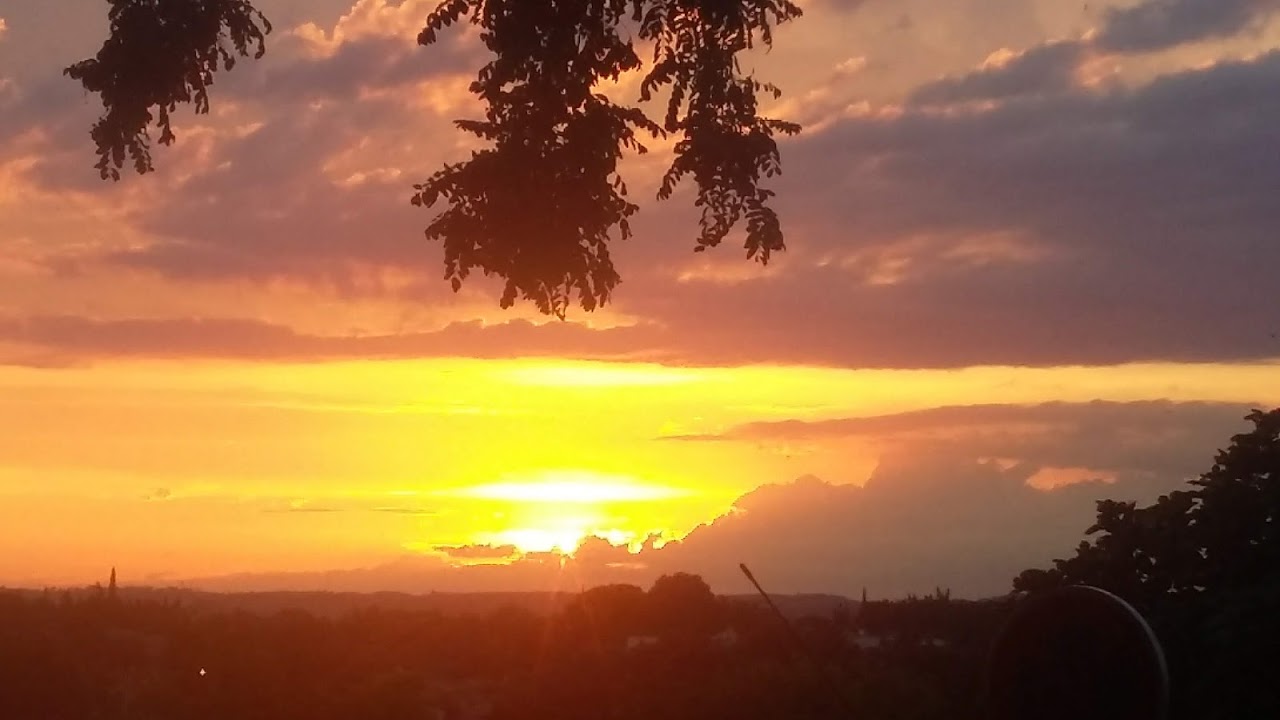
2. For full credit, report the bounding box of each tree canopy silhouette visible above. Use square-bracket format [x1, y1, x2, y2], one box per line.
[1013, 408, 1280, 719]
[68, 0, 803, 317]
[65, 0, 270, 181]
[1013, 408, 1280, 604]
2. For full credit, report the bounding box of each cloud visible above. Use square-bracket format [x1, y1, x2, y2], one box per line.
[668, 400, 1259, 480]
[833, 56, 869, 76]
[210, 493, 442, 517]
[7, 0, 1280, 371]
[187, 551, 580, 594]
[433, 544, 520, 561]
[295, 0, 447, 50]
[810, 0, 868, 8]
[673, 399, 1252, 439]
[909, 41, 1089, 105]
[14, 2, 483, 288]
[644, 398, 1259, 596]
[645, 466, 1117, 598]
[246, 35, 476, 103]
[905, 0, 1280, 110]
[177, 400, 1264, 598]
[605, 50, 1280, 368]
[1096, 0, 1279, 53]
[24, 42, 1280, 375]
[0, 314, 660, 365]
[52, 64, 480, 298]
[180, 463, 1195, 599]
[371, 506, 438, 516]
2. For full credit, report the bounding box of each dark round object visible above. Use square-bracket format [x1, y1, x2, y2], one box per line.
[986, 586, 1169, 720]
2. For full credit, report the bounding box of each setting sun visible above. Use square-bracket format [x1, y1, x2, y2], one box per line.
[436, 471, 692, 554]
[485, 528, 592, 555]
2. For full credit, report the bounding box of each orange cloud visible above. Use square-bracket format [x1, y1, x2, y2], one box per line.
[293, 0, 458, 56]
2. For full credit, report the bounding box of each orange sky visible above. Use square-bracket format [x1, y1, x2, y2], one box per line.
[1, 0, 1279, 592]
[1, 357, 1275, 587]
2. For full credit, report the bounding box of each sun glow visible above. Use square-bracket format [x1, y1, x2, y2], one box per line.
[3, 354, 1273, 584]
[453, 471, 689, 504]
[503, 362, 704, 388]
[476, 527, 644, 555]
[436, 471, 687, 554]
[485, 527, 592, 554]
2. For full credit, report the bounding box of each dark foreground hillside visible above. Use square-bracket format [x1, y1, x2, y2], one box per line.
[0, 576, 1007, 720]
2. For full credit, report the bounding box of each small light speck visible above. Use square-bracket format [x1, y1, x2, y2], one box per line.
[199, 668, 207, 677]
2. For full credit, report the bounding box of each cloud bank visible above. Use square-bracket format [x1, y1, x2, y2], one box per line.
[1, 0, 1278, 369]
[184, 400, 1259, 598]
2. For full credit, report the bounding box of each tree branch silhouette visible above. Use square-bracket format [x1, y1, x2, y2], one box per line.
[68, 0, 803, 317]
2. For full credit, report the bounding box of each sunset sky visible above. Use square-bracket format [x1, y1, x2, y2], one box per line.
[1, 0, 1278, 597]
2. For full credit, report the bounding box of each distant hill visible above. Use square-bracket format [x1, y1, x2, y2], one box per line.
[3, 586, 854, 620]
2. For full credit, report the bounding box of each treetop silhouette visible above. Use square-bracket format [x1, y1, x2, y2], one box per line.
[1010, 407, 1280, 719]
[68, 0, 803, 317]
[1013, 408, 1280, 605]
[65, 0, 270, 181]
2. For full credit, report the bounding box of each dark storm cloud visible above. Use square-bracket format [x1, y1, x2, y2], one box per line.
[1096, 0, 1279, 53]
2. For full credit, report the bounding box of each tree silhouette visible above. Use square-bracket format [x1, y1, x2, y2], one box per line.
[1013, 408, 1280, 719]
[647, 572, 724, 644]
[574, 583, 649, 645]
[64, 0, 270, 181]
[68, 0, 803, 317]
[1013, 408, 1280, 603]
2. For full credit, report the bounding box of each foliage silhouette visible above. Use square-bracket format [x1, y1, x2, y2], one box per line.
[65, 0, 270, 181]
[647, 571, 724, 643]
[1013, 408, 1280, 720]
[69, 0, 803, 317]
[1013, 408, 1280, 602]
[986, 586, 1168, 720]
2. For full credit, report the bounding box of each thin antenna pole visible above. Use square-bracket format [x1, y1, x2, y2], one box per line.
[740, 563, 808, 651]
[739, 563, 856, 718]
